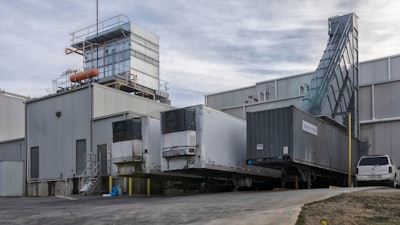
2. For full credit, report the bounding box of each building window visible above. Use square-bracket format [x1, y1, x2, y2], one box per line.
[258, 91, 270, 102]
[30, 147, 39, 179]
[299, 84, 309, 95]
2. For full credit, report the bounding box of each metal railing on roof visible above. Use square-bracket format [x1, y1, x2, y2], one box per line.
[70, 14, 130, 45]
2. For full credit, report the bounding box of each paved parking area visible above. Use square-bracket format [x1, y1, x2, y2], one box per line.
[0, 187, 373, 225]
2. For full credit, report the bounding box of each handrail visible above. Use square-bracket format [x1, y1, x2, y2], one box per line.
[308, 15, 352, 109]
[79, 158, 102, 195]
[315, 17, 352, 107]
[317, 16, 351, 96]
[71, 14, 130, 45]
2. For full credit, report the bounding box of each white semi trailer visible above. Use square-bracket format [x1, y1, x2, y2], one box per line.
[161, 105, 280, 189]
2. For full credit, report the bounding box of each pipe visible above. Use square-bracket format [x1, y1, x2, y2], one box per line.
[70, 68, 99, 82]
[348, 113, 352, 187]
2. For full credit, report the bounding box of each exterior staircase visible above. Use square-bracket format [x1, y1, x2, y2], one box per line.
[79, 153, 102, 195]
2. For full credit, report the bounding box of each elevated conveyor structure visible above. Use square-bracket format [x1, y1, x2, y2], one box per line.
[302, 13, 359, 138]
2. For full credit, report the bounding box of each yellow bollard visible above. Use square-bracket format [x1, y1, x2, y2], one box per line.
[109, 176, 112, 193]
[129, 177, 133, 196]
[147, 178, 151, 196]
[348, 113, 352, 187]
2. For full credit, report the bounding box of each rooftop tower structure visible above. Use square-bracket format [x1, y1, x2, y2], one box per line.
[302, 13, 359, 137]
[64, 15, 169, 103]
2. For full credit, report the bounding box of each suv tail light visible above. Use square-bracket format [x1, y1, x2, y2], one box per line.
[389, 166, 393, 173]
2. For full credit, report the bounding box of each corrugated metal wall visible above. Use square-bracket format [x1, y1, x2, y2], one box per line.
[27, 87, 91, 180]
[206, 54, 400, 165]
[359, 55, 400, 163]
[130, 23, 160, 91]
[206, 73, 312, 118]
[247, 106, 359, 173]
[26, 83, 174, 181]
[0, 94, 25, 142]
[246, 107, 292, 160]
[93, 84, 173, 119]
[0, 139, 25, 161]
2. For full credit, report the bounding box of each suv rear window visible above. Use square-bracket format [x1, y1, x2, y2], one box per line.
[359, 157, 389, 166]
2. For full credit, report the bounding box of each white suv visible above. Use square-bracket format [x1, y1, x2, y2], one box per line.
[356, 154, 400, 188]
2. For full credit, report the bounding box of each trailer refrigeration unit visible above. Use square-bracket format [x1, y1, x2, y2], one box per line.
[246, 106, 359, 188]
[161, 105, 281, 189]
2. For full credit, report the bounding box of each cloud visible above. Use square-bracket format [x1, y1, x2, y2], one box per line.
[1, 0, 400, 106]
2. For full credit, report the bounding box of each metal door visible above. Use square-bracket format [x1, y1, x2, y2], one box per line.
[97, 144, 108, 175]
[76, 139, 86, 175]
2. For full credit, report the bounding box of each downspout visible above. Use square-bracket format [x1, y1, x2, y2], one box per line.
[25, 102, 29, 195]
[89, 84, 94, 162]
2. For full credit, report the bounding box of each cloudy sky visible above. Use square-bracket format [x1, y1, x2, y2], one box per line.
[1, 0, 400, 107]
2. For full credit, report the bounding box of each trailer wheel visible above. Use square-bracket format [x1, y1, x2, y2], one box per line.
[390, 180, 396, 189]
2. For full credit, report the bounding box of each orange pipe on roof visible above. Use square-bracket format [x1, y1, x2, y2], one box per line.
[70, 68, 99, 82]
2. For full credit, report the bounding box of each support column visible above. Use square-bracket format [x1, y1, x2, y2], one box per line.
[129, 177, 133, 196]
[109, 176, 112, 193]
[146, 178, 151, 196]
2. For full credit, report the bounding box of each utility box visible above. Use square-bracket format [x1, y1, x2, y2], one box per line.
[0, 161, 24, 196]
[161, 105, 280, 179]
[111, 116, 161, 175]
[246, 106, 359, 175]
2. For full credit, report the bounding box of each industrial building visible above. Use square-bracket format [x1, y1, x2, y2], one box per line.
[62, 14, 169, 103]
[26, 83, 173, 196]
[206, 54, 400, 166]
[243, 13, 360, 187]
[2, 12, 400, 195]
[25, 15, 174, 196]
[0, 91, 28, 196]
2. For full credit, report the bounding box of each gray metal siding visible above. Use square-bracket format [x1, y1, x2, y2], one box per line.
[359, 86, 372, 120]
[390, 56, 400, 80]
[359, 59, 389, 85]
[206, 73, 312, 118]
[222, 107, 244, 119]
[0, 139, 25, 161]
[390, 81, 400, 117]
[277, 77, 309, 99]
[247, 106, 359, 173]
[247, 107, 292, 160]
[362, 121, 400, 163]
[373, 81, 400, 119]
[374, 59, 389, 81]
[27, 87, 90, 180]
[0, 161, 24, 196]
[0, 95, 25, 142]
[254, 81, 276, 101]
[92, 84, 174, 119]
